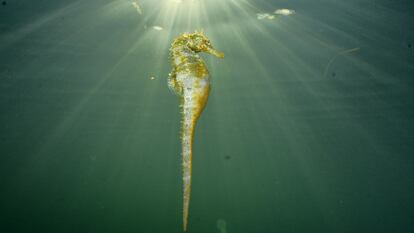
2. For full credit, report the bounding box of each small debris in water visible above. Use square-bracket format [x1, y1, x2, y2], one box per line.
[257, 8, 295, 21]
[408, 43, 412, 48]
[274, 8, 295, 16]
[152, 26, 163, 31]
[331, 72, 336, 77]
[224, 155, 231, 160]
[257, 13, 275, 20]
[150, 76, 155, 80]
[131, 0, 143, 15]
[2, 1, 6, 6]
[323, 47, 360, 78]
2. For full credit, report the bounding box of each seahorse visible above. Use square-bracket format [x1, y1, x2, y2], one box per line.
[169, 31, 224, 231]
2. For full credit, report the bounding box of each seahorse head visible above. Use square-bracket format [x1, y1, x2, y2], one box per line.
[184, 31, 224, 58]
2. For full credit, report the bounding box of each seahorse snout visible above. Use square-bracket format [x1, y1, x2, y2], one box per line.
[206, 47, 224, 58]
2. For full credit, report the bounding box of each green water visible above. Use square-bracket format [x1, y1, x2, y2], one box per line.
[0, 0, 413, 232]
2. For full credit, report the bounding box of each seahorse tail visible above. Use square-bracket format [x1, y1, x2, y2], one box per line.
[181, 102, 195, 232]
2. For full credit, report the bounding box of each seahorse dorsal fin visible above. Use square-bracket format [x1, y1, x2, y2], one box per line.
[181, 32, 190, 38]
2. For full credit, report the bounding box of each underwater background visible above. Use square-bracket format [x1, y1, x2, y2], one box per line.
[0, 0, 413, 232]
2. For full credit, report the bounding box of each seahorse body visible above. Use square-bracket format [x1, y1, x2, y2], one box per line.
[169, 31, 224, 232]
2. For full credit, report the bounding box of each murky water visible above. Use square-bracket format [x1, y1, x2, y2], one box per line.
[0, 0, 413, 232]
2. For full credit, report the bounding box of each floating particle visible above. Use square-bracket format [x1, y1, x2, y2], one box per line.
[2, 1, 6, 6]
[257, 13, 274, 20]
[274, 8, 295, 16]
[323, 47, 360, 78]
[131, 0, 143, 15]
[152, 26, 163, 31]
[408, 43, 412, 48]
[331, 72, 336, 77]
[150, 76, 155, 80]
[224, 155, 231, 160]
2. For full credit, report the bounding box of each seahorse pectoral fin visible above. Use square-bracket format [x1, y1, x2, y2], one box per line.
[168, 72, 182, 95]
